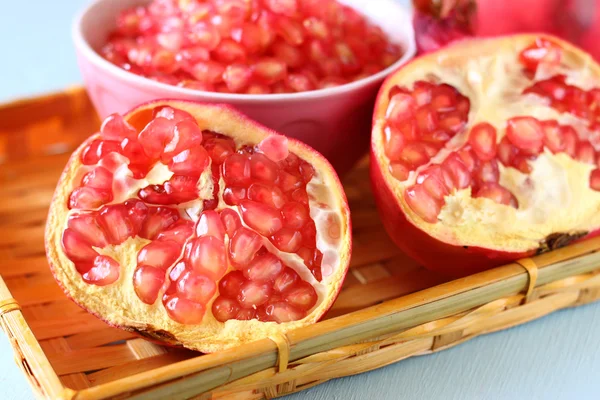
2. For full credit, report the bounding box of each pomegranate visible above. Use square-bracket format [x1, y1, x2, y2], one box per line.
[100, 0, 403, 94]
[45, 100, 351, 352]
[371, 34, 600, 276]
[413, 0, 600, 61]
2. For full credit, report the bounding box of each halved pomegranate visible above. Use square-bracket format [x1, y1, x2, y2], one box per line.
[45, 100, 350, 352]
[371, 34, 600, 276]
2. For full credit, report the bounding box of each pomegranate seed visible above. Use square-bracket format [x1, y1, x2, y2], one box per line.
[238, 281, 272, 307]
[169, 146, 210, 175]
[469, 122, 497, 161]
[281, 202, 309, 229]
[163, 295, 205, 324]
[239, 201, 283, 236]
[222, 153, 251, 185]
[229, 227, 263, 266]
[232, 23, 266, 54]
[411, 81, 433, 106]
[498, 137, 518, 166]
[399, 142, 431, 169]
[456, 148, 478, 172]
[273, 15, 304, 46]
[474, 183, 518, 208]
[383, 126, 405, 161]
[196, 210, 226, 239]
[190, 61, 226, 84]
[244, 253, 284, 281]
[418, 167, 448, 201]
[223, 186, 247, 205]
[162, 120, 204, 163]
[253, 58, 287, 85]
[257, 135, 289, 162]
[156, 220, 194, 244]
[576, 142, 596, 165]
[67, 214, 108, 248]
[506, 117, 544, 153]
[405, 185, 442, 223]
[250, 153, 279, 182]
[212, 297, 240, 322]
[590, 169, 600, 191]
[139, 207, 180, 239]
[188, 236, 227, 280]
[204, 135, 235, 165]
[219, 271, 246, 298]
[176, 271, 216, 304]
[97, 205, 135, 244]
[284, 281, 317, 311]
[386, 93, 415, 129]
[138, 117, 176, 159]
[68, 187, 112, 210]
[561, 126, 578, 157]
[155, 107, 195, 123]
[512, 154, 534, 174]
[245, 83, 272, 94]
[137, 240, 181, 270]
[82, 255, 120, 286]
[222, 64, 252, 92]
[120, 138, 151, 167]
[389, 161, 410, 181]
[133, 265, 165, 304]
[272, 39, 304, 68]
[82, 140, 122, 165]
[220, 208, 242, 237]
[438, 111, 466, 134]
[270, 227, 302, 252]
[264, 0, 298, 16]
[430, 85, 457, 112]
[273, 267, 299, 292]
[247, 183, 286, 209]
[519, 38, 562, 71]
[474, 159, 500, 187]
[542, 121, 565, 153]
[101, 113, 137, 141]
[236, 307, 257, 320]
[62, 229, 99, 262]
[265, 302, 304, 322]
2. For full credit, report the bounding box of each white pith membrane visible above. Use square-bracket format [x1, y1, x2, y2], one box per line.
[373, 35, 600, 253]
[45, 102, 350, 352]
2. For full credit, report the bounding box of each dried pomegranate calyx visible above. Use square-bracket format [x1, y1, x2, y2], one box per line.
[372, 34, 600, 261]
[47, 101, 351, 352]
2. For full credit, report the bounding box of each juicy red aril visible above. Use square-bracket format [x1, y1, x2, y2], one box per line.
[81, 140, 121, 165]
[155, 220, 194, 245]
[187, 236, 227, 280]
[83, 255, 120, 286]
[222, 153, 251, 185]
[101, 113, 137, 141]
[97, 205, 136, 244]
[283, 281, 318, 311]
[82, 167, 113, 190]
[163, 295, 206, 325]
[265, 302, 304, 323]
[273, 267, 299, 292]
[238, 281, 272, 307]
[474, 183, 518, 208]
[69, 187, 112, 210]
[62, 229, 98, 262]
[138, 117, 176, 159]
[102, 0, 402, 93]
[247, 183, 285, 209]
[239, 201, 283, 236]
[270, 228, 302, 253]
[169, 147, 210, 175]
[220, 208, 242, 237]
[219, 270, 246, 298]
[212, 297, 240, 322]
[506, 117, 544, 154]
[195, 210, 226, 240]
[67, 214, 108, 248]
[139, 207, 180, 239]
[134, 265, 165, 304]
[137, 240, 180, 270]
[469, 123, 497, 161]
[229, 227, 263, 266]
[590, 169, 600, 191]
[244, 253, 284, 282]
[519, 38, 562, 72]
[176, 271, 216, 304]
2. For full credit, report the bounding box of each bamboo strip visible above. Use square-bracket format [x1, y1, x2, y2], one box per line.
[72, 239, 600, 400]
[0, 279, 67, 400]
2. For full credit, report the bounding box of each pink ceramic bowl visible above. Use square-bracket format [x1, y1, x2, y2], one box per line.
[73, 0, 415, 174]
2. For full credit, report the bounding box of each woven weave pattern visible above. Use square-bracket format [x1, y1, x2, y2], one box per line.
[0, 89, 599, 400]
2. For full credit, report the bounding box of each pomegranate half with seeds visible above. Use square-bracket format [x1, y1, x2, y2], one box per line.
[371, 34, 600, 276]
[45, 100, 350, 352]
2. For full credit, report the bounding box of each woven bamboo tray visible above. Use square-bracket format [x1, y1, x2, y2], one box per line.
[1, 88, 600, 400]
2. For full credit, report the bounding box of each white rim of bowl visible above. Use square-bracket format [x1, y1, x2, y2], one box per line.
[72, 0, 416, 102]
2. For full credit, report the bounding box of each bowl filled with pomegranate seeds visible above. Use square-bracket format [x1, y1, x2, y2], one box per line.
[73, 0, 415, 173]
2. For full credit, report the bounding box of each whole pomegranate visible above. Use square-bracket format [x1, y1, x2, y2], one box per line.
[371, 34, 600, 276]
[413, 0, 600, 61]
[45, 100, 351, 352]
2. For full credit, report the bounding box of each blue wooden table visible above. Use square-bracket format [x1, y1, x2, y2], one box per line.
[1, 1, 599, 399]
